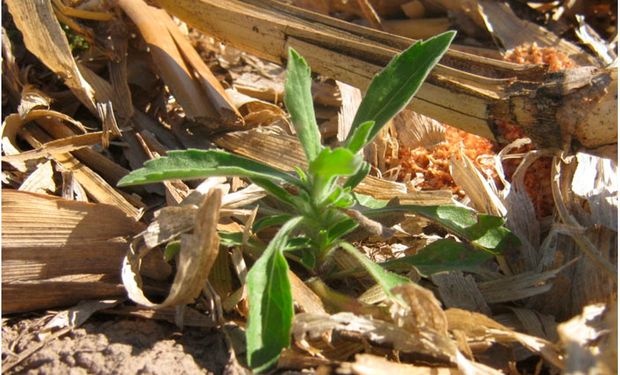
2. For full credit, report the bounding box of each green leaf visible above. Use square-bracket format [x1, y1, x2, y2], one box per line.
[309, 147, 363, 205]
[219, 231, 244, 247]
[163, 241, 181, 262]
[246, 217, 302, 372]
[284, 48, 322, 162]
[323, 186, 355, 208]
[364, 204, 520, 254]
[354, 192, 388, 208]
[250, 177, 301, 209]
[117, 149, 299, 187]
[309, 147, 362, 179]
[253, 214, 293, 233]
[327, 217, 358, 244]
[382, 239, 494, 276]
[339, 242, 410, 300]
[283, 236, 313, 252]
[343, 161, 370, 190]
[346, 31, 456, 146]
[345, 120, 374, 154]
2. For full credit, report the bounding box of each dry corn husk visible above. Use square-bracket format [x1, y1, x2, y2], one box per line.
[1, 190, 167, 313]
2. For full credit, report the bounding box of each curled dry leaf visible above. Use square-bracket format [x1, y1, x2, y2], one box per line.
[558, 303, 617, 374]
[393, 109, 446, 150]
[1, 110, 85, 171]
[225, 88, 290, 130]
[18, 160, 56, 194]
[389, 283, 448, 336]
[143, 182, 266, 249]
[292, 311, 453, 361]
[445, 308, 564, 369]
[450, 149, 506, 217]
[571, 152, 618, 231]
[122, 188, 222, 308]
[293, 283, 515, 373]
[2, 132, 105, 164]
[17, 85, 52, 118]
[234, 69, 285, 103]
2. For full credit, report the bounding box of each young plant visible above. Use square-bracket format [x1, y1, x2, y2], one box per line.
[119, 31, 518, 372]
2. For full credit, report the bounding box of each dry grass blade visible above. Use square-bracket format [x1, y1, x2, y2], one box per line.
[2, 132, 105, 163]
[122, 188, 223, 308]
[289, 272, 327, 314]
[43, 300, 122, 332]
[476, 268, 567, 303]
[430, 271, 491, 315]
[1, 26, 22, 105]
[5, 0, 96, 113]
[1, 190, 161, 313]
[2, 108, 141, 217]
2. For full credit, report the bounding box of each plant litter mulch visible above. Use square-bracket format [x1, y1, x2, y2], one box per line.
[2, 0, 617, 374]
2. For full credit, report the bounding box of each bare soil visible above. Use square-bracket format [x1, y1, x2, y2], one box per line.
[2, 316, 240, 375]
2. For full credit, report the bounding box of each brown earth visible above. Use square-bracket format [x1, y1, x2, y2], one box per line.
[2, 316, 248, 375]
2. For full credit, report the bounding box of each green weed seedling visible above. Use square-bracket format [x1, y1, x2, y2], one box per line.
[118, 30, 519, 372]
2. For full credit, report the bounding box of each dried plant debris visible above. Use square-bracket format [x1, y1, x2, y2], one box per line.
[558, 303, 617, 374]
[1, 0, 617, 374]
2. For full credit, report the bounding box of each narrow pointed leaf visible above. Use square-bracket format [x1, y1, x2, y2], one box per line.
[339, 241, 410, 300]
[117, 149, 300, 187]
[343, 161, 371, 190]
[382, 239, 494, 276]
[347, 31, 456, 145]
[284, 48, 322, 162]
[309, 147, 362, 179]
[246, 217, 302, 372]
[345, 120, 374, 154]
[364, 204, 520, 254]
